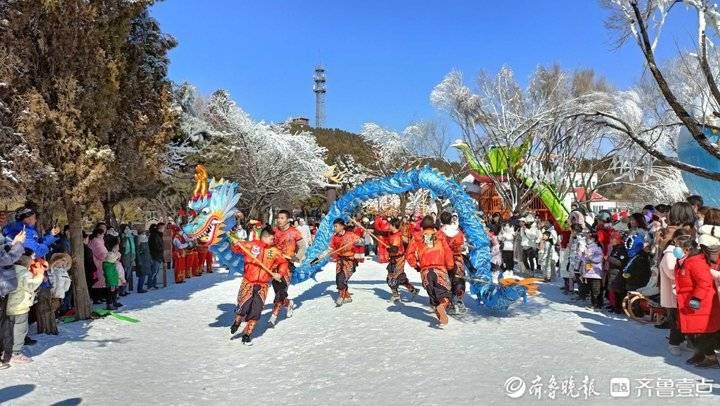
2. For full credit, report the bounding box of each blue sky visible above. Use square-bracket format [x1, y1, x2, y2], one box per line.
[152, 0, 696, 134]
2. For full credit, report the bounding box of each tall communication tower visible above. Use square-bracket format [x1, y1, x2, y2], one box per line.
[313, 65, 326, 128]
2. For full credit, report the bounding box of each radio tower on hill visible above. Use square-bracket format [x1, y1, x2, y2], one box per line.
[313, 65, 326, 128]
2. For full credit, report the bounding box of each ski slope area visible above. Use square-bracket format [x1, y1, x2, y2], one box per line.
[1, 260, 719, 405]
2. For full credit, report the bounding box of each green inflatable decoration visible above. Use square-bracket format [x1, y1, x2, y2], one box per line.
[453, 141, 570, 229]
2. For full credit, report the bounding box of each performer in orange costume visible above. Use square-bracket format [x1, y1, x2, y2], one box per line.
[229, 227, 288, 345]
[329, 218, 362, 307]
[269, 210, 305, 327]
[438, 211, 467, 314]
[386, 217, 419, 302]
[406, 215, 455, 327]
[373, 216, 390, 263]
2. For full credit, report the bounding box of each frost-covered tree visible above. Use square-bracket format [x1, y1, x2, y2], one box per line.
[178, 87, 328, 217]
[333, 154, 370, 188]
[432, 65, 618, 212]
[360, 123, 422, 175]
[601, 0, 720, 180]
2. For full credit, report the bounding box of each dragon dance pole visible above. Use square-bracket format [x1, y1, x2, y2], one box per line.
[233, 242, 276, 278]
[309, 240, 357, 265]
[350, 218, 389, 248]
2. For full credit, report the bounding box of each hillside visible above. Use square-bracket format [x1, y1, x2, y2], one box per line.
[289, 125, 376, 168]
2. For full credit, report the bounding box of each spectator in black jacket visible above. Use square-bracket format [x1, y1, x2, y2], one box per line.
[83, 232, 99, 303]
[148, 223, 164, 290]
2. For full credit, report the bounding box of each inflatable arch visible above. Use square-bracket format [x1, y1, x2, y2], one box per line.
[293, 166, 529, 311]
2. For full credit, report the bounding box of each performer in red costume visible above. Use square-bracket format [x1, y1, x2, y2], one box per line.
[196, 240, 213, 274]
[439, 211, 467, 314]
[406, 215, 455, 327]
[373, 215, 390, 263]
[269, 210, 305, 327]
[330, 219, 362, 307]
[172, 231, 190, 284]
[386, 217, 418, 302]
[229, 227, 288, 345]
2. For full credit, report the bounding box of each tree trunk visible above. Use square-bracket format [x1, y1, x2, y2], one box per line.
[65, 197, 92, 320]
[399, 192, 408, 215]
[101, 196, 118, 228]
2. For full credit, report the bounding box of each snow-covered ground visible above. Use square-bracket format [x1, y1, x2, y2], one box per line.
[1, 259, 719, 405]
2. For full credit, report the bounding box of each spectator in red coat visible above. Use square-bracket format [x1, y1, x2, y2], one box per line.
[673, 233, 720, 369]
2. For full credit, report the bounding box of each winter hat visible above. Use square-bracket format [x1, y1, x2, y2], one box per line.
[50, 253, 72, 270]
[698, 224, 720, 247]
[15, 206, 36, 221]
[597, 210, 611, 222]
[625, 232, 646, 258]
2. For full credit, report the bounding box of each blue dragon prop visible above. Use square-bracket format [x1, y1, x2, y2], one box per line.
[296, 165, 529, 311]
[182, 165, 245, 275]
[183, 165, 529, 311]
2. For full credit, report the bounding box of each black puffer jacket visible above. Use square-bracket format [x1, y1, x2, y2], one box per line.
[149, 231, 164, 262]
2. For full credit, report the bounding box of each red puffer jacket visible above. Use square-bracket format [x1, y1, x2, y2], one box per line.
[675, 254, 720, 334]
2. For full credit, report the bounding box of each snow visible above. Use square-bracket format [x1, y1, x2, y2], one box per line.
[2, 260, 719, 405]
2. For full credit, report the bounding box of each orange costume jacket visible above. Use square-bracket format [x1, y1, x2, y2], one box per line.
[330, 231, 361, 260]
[231, 240, 289, 283]
[440, 226, 465, 257]
[406, 230, 455, 272]
[273, 226, 303, 259]
[387, 231, 405, 257]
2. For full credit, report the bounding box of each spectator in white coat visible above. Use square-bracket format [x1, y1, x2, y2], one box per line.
[499, 223, 516, 272]
[520, 216, 540, 275]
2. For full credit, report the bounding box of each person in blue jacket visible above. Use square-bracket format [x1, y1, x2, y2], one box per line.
[2, 207, 59, 259]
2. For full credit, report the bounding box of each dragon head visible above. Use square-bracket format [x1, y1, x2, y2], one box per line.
[182, 165, 240, 246]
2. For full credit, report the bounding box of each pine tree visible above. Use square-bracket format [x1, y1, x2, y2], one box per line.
[0, 0, 176, 319]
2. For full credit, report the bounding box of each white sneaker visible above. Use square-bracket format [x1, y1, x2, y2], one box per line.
[669, 345, 682, 356]
[286, 300, 294, 318]
[267, 314, 277, 328]
[335, 296, 344, 307]
[344, 297, 353, 304]
[10, 353, 32, 365]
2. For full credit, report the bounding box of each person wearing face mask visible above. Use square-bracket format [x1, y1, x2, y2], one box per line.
[659, 229, 689, 355]
[673, 233, 720, 369]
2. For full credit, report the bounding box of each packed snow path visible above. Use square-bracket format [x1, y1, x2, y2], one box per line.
[2, 260, 719, 405]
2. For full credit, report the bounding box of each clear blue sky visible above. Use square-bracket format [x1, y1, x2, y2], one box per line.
[151, 0, 696, 134]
